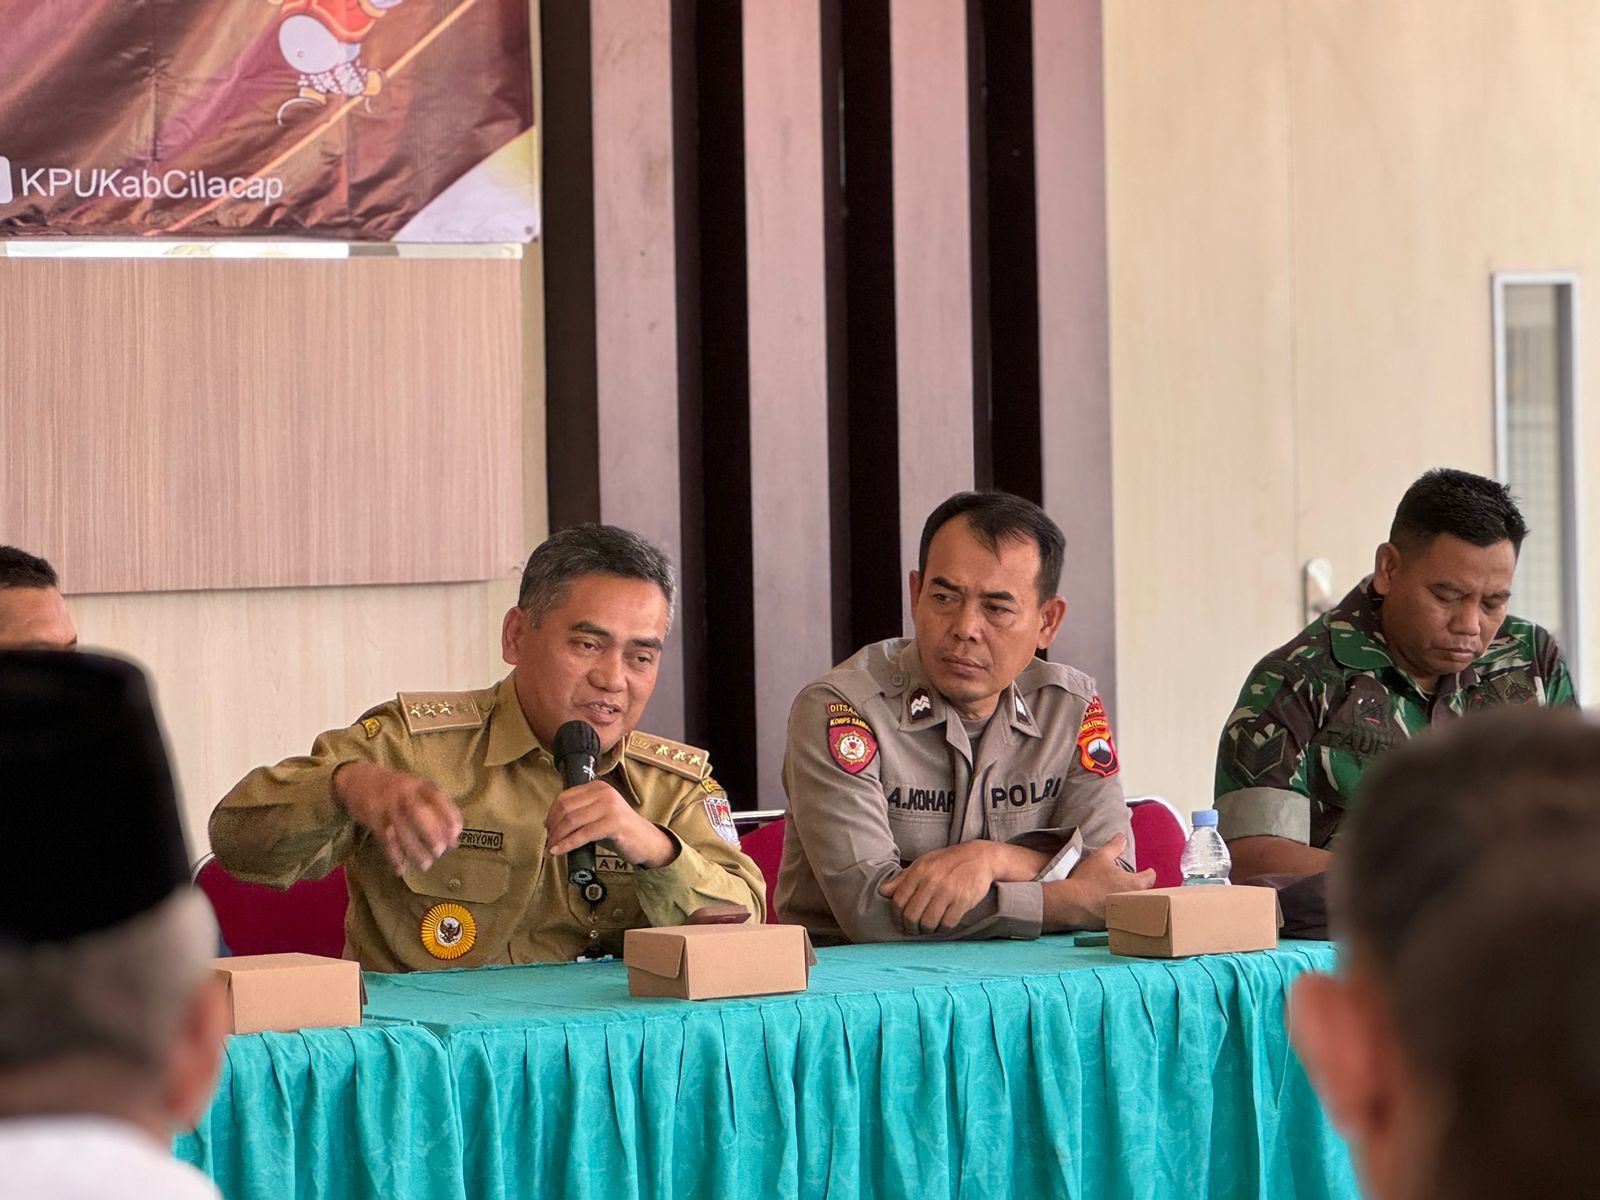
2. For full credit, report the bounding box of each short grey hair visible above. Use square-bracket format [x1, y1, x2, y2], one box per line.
[517, 524, 676, 632]
[0, 888, 216, 1075]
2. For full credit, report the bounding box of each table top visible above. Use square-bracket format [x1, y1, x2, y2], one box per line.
[182, 936, 1354, 1200]
[358, 935, 1340, 1035]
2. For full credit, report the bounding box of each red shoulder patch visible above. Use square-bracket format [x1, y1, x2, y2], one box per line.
[826, 706, 878, 774]
[1076, 694, 1119, 777]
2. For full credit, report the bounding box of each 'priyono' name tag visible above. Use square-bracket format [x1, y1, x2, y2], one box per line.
[458, 829, 504, 852]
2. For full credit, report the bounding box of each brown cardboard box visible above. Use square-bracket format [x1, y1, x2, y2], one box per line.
[1105, 885, 1281, 958]
[214, 953, 363, 1034]
[623, 924, 817, 999]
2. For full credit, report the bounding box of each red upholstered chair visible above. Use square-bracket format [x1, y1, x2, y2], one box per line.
[736, 815, 787, 924]
[1127, 797, 1188, 888]
[194, 854, 349, 960]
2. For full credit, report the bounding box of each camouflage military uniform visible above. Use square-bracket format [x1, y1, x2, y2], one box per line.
[778, 638, 1133, 945]
[210, 675, 765, 971]
[1215, 578, 1577, 847]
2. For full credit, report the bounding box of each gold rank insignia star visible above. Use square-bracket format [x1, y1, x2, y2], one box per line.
[655, 743, 672, 757]
[397, 692, 480, 736]
[689, 753, 703, 767]
[673, 749, 689, 762]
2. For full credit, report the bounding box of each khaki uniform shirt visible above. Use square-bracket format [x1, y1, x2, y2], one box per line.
[210, 675, 765, 971]
[776, 638, 1133, 945]
[1215, 577, 1578, 847]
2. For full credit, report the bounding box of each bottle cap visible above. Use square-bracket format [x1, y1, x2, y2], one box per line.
[1191, 809, 1219, 827]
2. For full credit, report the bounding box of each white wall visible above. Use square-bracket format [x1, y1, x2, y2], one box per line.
[1104, 0, 1600, 808]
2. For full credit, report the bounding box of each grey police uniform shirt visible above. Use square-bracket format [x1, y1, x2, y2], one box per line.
[776, 637, 1134, 945]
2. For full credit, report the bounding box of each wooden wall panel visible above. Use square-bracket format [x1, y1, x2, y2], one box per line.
[1034, 0, 1117, 711]
[588, 0, 689, 735]
[546, 0, 1114, 808]
[743, 0, 836, 801]
[1, 257, 524, 594]
[890, 0, 976, 600]
[838, 0, 905, 657]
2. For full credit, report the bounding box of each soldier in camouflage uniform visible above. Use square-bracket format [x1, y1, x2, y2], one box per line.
[1216, 469, 1577, 881]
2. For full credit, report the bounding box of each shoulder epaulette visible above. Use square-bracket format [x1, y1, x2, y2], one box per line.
[626, 730, 711, 780]
[1017, 655, 1096, 701]
[396, 692, 485, 735]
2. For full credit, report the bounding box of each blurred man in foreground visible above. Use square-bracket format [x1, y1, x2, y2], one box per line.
[1291, 709, 1600, 1200]
[0, 652, 226, 1199]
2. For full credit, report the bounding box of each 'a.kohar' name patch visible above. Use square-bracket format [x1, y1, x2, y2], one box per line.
[886, 785, 953, 813]
[458, 828, 504, 852]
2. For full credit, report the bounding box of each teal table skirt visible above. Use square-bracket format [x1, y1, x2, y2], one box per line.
[177, 937, 1357, 1200]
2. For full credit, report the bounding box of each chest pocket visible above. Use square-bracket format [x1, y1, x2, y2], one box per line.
[1467, 668, 1541, 709]
[1312, 678, 1404, 766]
[401, 853, 512, 905]
[985, 777, 1065, 837]
[566, 850, 645, 931]
[883, 783, 954, 862]
[1305, 680, 1405, 837]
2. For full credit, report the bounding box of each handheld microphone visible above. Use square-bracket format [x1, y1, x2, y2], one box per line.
[553, 719, 606, 905]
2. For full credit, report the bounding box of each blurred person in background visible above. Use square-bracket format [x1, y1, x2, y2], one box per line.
[1291, 708, 1600, 1200]
[0, 651, 226, 1199]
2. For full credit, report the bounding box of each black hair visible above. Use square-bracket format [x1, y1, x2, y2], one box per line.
[516, 524, 676, 631]
[917, 491, 1065, 603]
[0, 546, 59, 590]
[1389, 468, 1528, 553]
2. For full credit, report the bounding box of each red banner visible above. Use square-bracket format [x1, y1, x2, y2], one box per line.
[0, 0, 537, 241]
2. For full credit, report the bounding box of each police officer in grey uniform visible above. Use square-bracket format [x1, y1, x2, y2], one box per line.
[777, 491, 1153, 945]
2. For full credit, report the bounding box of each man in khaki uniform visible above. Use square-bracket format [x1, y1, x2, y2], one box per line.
[211, 525, 764, 971]
[777, 492, 1153, 945]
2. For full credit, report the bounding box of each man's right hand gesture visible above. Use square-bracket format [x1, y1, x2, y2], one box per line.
[333, 761, 463, 874]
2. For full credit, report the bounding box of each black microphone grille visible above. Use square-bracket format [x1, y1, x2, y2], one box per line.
[553, 719, 601, 764]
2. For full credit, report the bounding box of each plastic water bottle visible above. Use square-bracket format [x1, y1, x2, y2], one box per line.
[1180, 810, 1232, 886]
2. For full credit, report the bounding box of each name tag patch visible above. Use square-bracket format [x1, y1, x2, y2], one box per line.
[885, 785, 954, 813]
[458, 828, 504, 852]
[595, 850, 637, 874]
